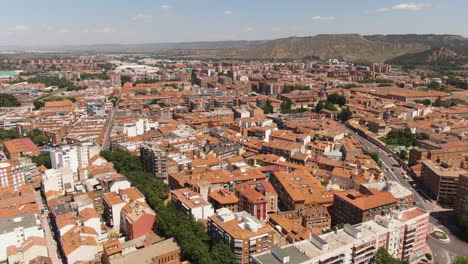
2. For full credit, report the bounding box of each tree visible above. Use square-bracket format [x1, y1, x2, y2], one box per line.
[428, 81, 441, 90]
[280, 98, 292, 113]
[27, 129, 47, 146]
[315, 100, 337, 112]
[0, 94, 21, 107]
[327, 93, 347, 106]
[259, 100, 273, 114]
[31, 152, 51, 169]
[459, 214, 468, 236]
[453, 256, 468, 264]
[338, 107, 352, 122]
[398, 150, 407, 160]
[414, 99, 431, 106]
[210, 244, 237, 264]
[0, 128, 22, 143]
[371, 247, 408, 264]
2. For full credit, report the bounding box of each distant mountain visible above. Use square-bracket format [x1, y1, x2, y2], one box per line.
[238, 34, 428, 62]
[2, 34, 468, 64]
[386, 47, 467, 66]
[364, 34, 468, 55]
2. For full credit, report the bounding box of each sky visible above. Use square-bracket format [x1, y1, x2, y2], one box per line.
[1, 0, 467, 46]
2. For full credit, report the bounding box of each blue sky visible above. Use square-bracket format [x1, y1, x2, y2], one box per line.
[1, 0, 467, 45]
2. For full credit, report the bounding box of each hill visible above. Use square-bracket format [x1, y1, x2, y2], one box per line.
[386, 47, 467, 66]
[238, 34, 429, 62]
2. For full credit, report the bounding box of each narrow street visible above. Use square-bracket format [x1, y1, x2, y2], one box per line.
[34, 190, 63, 264]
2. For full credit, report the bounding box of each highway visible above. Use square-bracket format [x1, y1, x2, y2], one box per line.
[343, 125, 468, 264]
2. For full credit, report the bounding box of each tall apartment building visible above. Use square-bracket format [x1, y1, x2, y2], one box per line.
[455, 173, 468, 217]
[333, 189, 397, 225]
[253, 208, 429, 264]
[208, 208, 275, 264]
[140, 144, 168, 182]
[50, 142, 100, 176]
[421, 160, 464, 205]
[0, 160, 25, 190]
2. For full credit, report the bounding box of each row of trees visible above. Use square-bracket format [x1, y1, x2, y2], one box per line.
[99, 149, 237, 264]
[282, 84, 310, 93]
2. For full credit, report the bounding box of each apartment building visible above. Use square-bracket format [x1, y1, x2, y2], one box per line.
[42, 167, 74, 195]
[171, 188, 214, 220]
[0, 160, 26, 190]
[208, 208, 275, 264]
[0, 212, 44, 262]
[140, 143, 169, 181]
[455, 173, 468, 217]
[421, 160, 464, 205]
[333, 189, 397, 225]
[120, 200, 155, 240]
[253, 208, 429, 264]
[269, 170, 330, 211]
[235, 180, 278, 221]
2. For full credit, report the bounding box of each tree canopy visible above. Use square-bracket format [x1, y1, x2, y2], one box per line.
[327, 93, 347, 106]
[371, 248, 409, 264]
[0, 94, 21, 107]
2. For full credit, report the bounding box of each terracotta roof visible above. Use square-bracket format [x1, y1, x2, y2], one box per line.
[335, 189, 397, 211]
[209, 189, 239, 205]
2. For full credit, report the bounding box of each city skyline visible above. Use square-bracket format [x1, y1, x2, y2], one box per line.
[1, 0, 468, 46]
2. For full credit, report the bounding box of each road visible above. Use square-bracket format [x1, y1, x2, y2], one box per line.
[343, 125, 468, 264]
[101, 95, 120, 151]
[34, 190, 63, 264]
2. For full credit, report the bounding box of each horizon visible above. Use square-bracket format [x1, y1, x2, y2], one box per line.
[1, 33, 467, 49]
[1, 0, 468, 46]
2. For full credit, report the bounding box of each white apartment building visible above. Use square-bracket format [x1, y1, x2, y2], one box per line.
[0, 212, 44, 262]
[50, 142, 100, 176]
[42, 167, 74, 195]
[253, 207, 429, 264]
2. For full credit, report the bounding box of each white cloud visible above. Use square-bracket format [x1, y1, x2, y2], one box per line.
[246, 27, 255, 32]
[93, 27, 116, 33]
[133, 13, 152, 21]
[8, 25, 28, 32]
[311, 16, 336, 22]
[160, 4, 172, 10]
[376, 3, 432, 12]
[224, 10, 232, 15]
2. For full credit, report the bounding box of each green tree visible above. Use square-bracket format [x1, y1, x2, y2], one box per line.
[428, 81, 441, 90]
[280, 98, 292, 113]
[453, 256, 468, 264]
[398, 150, 407, 160]
[0, 94, 21, 107]
[371, 247, 408, 264]
[338, 107, 353, 122]
[259, 100, 273, 114]
[211, 244, 238, 264]
[414, 99, 431, 106]
[327, 93, 347, 106]
[0, 128, 22, 143]
[459, 214, 468, 236]
[31, 152, 51, 168]
[27, 129, 47, 146]
[315, 100, 338, 112]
